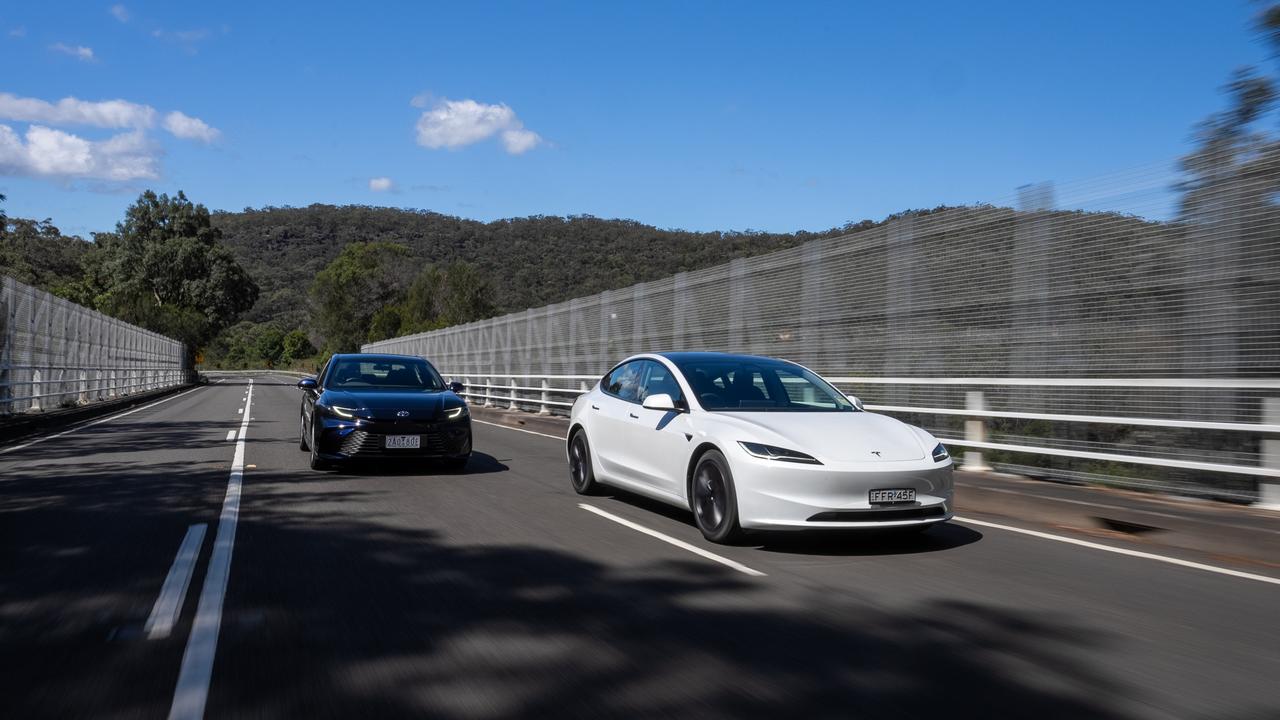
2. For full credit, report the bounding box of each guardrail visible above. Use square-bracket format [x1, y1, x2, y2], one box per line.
[441, 371, 1280, 507]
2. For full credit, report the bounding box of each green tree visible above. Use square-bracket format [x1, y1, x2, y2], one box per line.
[253, 326, 286, 367]
[84, 191, 258, 358]
[309, 241, 413, 352]
[281, 329, 317, 364]
[400, 262, 496, 333]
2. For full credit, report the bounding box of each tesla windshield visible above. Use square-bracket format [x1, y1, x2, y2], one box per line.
[326, 359, 446, 390]
[673, 359, 855, 412]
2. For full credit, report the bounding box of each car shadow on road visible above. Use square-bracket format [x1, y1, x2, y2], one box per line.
[594, 487, 981, 557]
[322, 451, 510, 477]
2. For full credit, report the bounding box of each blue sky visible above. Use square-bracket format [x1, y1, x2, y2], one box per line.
[0, 1, 1267, 237]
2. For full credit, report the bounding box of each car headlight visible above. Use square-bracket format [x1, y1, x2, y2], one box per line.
[738, 441, 822, 465]
[932, 442, 949, 463]
[444, 405, 469, 420]
[328, 405, 360, 419]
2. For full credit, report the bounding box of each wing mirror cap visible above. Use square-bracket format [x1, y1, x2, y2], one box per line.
[448, 381, 465, 394]
[642, 393, 680, 411]
[845, 394, 864, 411]
[297, 377, 318, 390]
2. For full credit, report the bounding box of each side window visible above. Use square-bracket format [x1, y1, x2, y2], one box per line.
[602, 361, 644, 403]
[317, 357, 335, 387]
[638, 361, 683, 404]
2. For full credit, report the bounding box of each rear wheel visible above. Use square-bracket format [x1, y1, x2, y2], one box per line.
[568, 431, 598, 495]
[691, 449, 742, 544]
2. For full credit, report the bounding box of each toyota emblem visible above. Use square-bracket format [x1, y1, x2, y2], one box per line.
[396, 410, 410, 417]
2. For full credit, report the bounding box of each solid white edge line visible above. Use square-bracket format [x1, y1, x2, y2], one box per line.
[144, 524, 209, 640]
[578, 503, 766, 577]
[167, 379, 254, 720]
[0, 385, 204, 457]
[472, 418, 565, 440]
[954, 516, 1280, 586]
[224, 430, 236, 442]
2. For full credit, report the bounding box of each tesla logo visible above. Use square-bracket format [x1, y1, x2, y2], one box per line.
[870, 451, 882, 457]
[397, 410, 410, 417]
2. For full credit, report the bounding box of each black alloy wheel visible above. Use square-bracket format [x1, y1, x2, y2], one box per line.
[692, 449, 742, 544]
[569, 431, 598, 494]
[299, 413, 310, 451]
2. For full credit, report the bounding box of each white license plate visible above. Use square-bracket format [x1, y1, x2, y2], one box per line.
[385, 435, 421, 449]
[869, 488, 916, 504]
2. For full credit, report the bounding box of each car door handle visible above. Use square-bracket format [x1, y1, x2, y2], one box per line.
[591, 404, 600, 410]
[629, 412, 639, 419]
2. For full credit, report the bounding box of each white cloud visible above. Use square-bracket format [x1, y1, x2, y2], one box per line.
[110, 4, 129, 22]
[0, 92, 155, 129]
[369, 176, 394, 192]
[414, 97, 542, 155]
[162, 111, 220, 142]
[51, 43, 96, 62]
[0, 124, 158, 181]
[9, 26, 26, 38]
[0, 93, 219, 185]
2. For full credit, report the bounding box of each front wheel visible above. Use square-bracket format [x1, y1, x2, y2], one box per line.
[308, 423, 329, 471]
[568, 431, 598, 495]
[691, 449, 742, 544]
[299, 413, 310, 451]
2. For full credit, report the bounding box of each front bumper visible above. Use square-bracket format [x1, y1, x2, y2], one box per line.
[315, 415, 472, 460]
[730, 449, 954, 530]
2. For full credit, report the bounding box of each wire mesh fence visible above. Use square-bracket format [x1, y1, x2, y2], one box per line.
[366, 169, 1280, 501]
[0, 275, 191, 415]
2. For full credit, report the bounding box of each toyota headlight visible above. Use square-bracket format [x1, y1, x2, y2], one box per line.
[329, 405, 359, 419]
[738, 441, 821, 464]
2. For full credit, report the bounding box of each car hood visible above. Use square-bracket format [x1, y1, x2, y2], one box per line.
[707, 410, 926, 462]
[324, 389, 458, 421]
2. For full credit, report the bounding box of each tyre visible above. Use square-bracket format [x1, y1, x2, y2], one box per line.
[308, 423, 329, 471]
[568, 430, 598, 495]
[691, 449, 742, 544]
[299, 414, 310, 451]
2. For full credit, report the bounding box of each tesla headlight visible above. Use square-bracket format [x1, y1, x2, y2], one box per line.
[932, 442, 949, 462]
[444, 405, 469, 420]
[738, 441, 821, 465]
[329, 405, 359, 419]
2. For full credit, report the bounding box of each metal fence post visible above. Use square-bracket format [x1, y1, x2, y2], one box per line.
[509, 379, 519, 410]
[1260, 398, 1280, 509]
[484, 377, 494, 408]
[960, 390, 991, 472]
[539, 378, 550, 415]
[30, 369, 41, 411]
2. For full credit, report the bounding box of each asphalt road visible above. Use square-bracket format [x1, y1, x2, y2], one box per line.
[2, 373, 1277, 720]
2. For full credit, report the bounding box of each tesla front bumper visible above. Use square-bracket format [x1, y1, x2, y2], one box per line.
[730, 449, 954, 530]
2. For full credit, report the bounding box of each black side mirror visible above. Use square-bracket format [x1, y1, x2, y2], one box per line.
[297, 377, 318, 390]
[449, 381, 465, 394]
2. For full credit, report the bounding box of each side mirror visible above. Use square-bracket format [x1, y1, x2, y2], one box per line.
[297, 377, 318, 391]
[642, 393, 678, 411]
[449, 381, 465, 394]
[845, 394, 864, 411]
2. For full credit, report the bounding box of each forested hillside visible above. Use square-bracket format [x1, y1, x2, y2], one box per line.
[210, 206, 861, 329]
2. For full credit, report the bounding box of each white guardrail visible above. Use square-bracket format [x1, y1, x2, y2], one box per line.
[441, 373, 1280, 506]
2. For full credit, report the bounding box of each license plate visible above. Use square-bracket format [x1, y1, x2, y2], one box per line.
[385, 435, 421, 449]
[869, 488, 915, 504]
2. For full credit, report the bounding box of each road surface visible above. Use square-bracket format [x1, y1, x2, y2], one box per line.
[2, 373, 1277, 719]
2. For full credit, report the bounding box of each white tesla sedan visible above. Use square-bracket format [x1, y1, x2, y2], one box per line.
[567, 352, 953, 543]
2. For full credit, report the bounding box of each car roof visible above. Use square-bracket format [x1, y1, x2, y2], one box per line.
[657, 351, 794, 365]
[331, 353, 427, 362]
